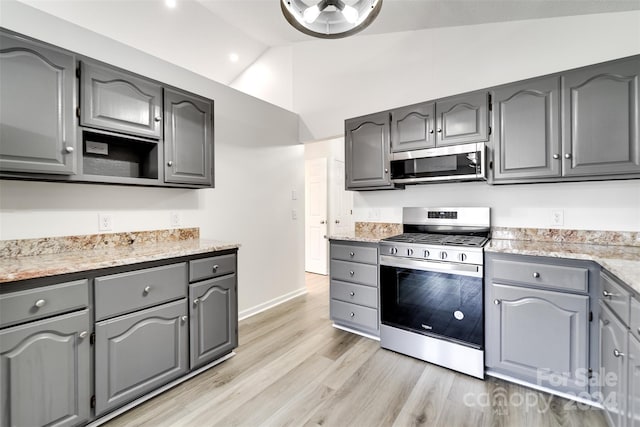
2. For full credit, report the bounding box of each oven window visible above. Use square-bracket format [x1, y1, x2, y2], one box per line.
[380, 266, 483, 348]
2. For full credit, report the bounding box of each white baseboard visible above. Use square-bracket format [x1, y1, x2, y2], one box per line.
[238, 287, 307, 320]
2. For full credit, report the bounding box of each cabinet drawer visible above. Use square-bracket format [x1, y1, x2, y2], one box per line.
[330, 299, 378, 332]
[601, 271, 631, 324]
[492, 259, 588, 292]
[0, 279, 88, 328]
[330, 280, 378, 309]
[330, 260, 377, 287]
[331, 243, 378, 264]
[95, 263, 187, 321]
[630, 297, 640, 341]
[189, 254, 236, 282]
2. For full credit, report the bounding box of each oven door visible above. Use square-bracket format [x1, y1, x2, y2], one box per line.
[380, 256, 484, 349]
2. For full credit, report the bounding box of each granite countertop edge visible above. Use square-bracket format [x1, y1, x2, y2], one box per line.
[0, 239, 241, 284]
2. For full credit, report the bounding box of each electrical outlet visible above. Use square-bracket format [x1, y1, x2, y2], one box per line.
[291, 190, 298, 200]
[551, 210, 564, 226]
[98, 213, 113, 231]
[292, 209, 298, 220]
[169, 212, 181, 227]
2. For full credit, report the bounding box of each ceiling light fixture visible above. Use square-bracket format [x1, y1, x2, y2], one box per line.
[281, 0, 383, 39]
[229, 53, 239, 63]
[165, 0, 177, 9]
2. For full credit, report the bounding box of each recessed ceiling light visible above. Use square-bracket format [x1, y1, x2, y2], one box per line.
[229, 53, 239, 63]
[165, 0, 177, 9]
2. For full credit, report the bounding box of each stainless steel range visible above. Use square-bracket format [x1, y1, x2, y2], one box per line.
[379, 207, 490, 379]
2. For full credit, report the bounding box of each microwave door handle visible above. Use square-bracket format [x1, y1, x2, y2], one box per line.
[379, 255, 482, 277]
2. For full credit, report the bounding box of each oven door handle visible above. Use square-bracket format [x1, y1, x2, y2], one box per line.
[379, 255, 483, 277]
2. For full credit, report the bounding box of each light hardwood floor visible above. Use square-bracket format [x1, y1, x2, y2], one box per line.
[105, 273, 607, 427]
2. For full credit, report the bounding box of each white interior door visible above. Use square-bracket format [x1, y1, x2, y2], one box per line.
[329, 159, 353, 236]
[305, 158, 328, 275]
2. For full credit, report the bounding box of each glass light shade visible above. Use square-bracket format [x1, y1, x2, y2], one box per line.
[281, 0, 383, 39]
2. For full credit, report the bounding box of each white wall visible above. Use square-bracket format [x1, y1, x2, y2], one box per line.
[0, 1, 306, 316]
[292, 11, 640, 141]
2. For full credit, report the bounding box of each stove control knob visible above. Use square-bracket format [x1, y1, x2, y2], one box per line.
[407, 248, 414, 256]
[439, 251, 447, 260]
[389, 247, 398, 255]
[458, 253, 467, 262]
[423, 250, 430, 258]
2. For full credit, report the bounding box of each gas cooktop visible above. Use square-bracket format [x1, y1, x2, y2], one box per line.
[383, 232, 489, 248]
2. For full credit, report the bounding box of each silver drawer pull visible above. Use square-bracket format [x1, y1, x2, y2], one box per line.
[194, 298, 200, 305]
[494, 299, 501, 305]
[143, 286, 151, 294]
[532, 272, 540, 278]
[349, 291, 355, 296]
[349, 252, 355, 257]
[602, 290, 617, 298]
[212, 265, 219, 273]
[79, 331, 88, 339]
[613, 349, 624, 358]
[34, 299, 46, 308]
[349, 270, 355, 276]
[349, 312, 355, 317]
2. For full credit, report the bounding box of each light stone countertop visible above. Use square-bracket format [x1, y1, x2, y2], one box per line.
[0, 239, 240, 284]
[486, 239, 640, 296]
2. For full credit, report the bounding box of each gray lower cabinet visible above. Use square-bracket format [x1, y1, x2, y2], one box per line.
[562, 56, 640, 177]
[435, 91, 489, 146]
[329, 240, 379, 337]
[485, 253, 593, 395]
[390, 102, 436, 152]
[94, 299, 188, 416]
[600, 302, 629, 427]
[0, 31, 77, 175]
[0, 309, 91, 427]
[164, 88, 214, 186]
[189, 274, 238, 369]
[345, 112, 393, 190]
[80, 61, 163, 139]
[492, 76, 561, 181]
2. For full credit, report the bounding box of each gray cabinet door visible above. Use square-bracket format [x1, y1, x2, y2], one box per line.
[492, 76, 561, 181]
[164, 88, 213, 186]
[435, 91, 489, 146]
[390, 102, 435, 152]
[0, 309, 90, 427]
[600, 303, 628, 427]
[630, 334, 640, 427]
[95, 299, 188, 416]
[345, 112, 392, 189]
[563, 57, 640, 176]
[0, 32, 77, 175]
[189, 274, 237, 369]
[81, 61, 162, 139]
[486, 283, 589, 393]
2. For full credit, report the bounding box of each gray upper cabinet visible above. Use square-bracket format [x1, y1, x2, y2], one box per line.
[600, 302, 629, 427]
[435, 91, 489, 146]
[164, 88, 213, 186]
[81, 61, 163, 139]
[0, 309, 90, 427]
[563, 56, 640, 177]
[390, 102, 435, 152]
[94, 299, 188, 416]
[0, 32, 77, 175]
[189, 274, 237, 369]
[345, 112, 393, 190]
[492, 76, 561, 181]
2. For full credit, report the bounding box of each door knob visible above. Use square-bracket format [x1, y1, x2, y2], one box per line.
[564, 153, 572, 159]
[167, 160, 174, 167]
[143, 286, 151, 293]
[349, 291, 355, 296]
[34, 299, 46, 308]
[494, 299, 501, 305]
[154, 116, 162, 122]
[552, 154, 560, 159]
[64, 146, 74, 153]
[437, 128, 442, 133]
[532, 272, 540, 278]
[429, 129, 434, 134]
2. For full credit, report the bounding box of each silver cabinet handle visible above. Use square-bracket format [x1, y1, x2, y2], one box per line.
[552, 154, 560, 159]
[437, 128, 442, 133]
[167, 160, 174, 167]
[349, 251, 355, 257]
[79, 331, 88, 339]
[212, 265, 219, 273]
[532, 272, 540, 278]
[429, 129, 434, 134]
[194, 298, 200, 305]
[143, 286, 151, 293]
[64, 146, 74, 153]
[613, 349, 624, 358]
[603, 290, 615, 298]
[34, 299, 46, 308]
[494, 299, 501, 305]
[154, 116, 162, 122]
[349, 270, 355, 276]
[181, 315, 188, 322]
[349, 291, 355, 296]
[384, 168, 389, 173]
[565, 153, 572, 159]
[349, 312, 355, 317]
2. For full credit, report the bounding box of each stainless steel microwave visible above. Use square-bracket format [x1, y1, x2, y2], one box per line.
[390, 143, 486, 184]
